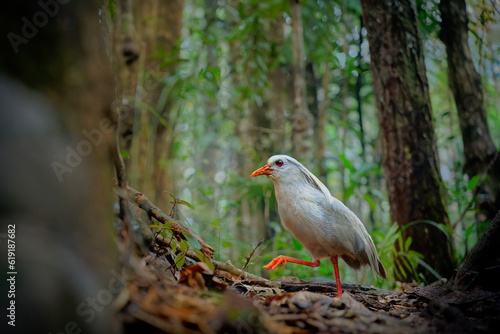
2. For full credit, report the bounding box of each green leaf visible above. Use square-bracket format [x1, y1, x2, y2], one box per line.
[168, 192, 177, 200]
[194, 249, 205, 260]
[339, 154, 355, 173]
[177, 199, 195, 211]
[182, 232, 201, 249]
[398, 234, 404, 251]
[175, 252, 186, 268]
[344, 185, 354, 200]
[372, 231, 385, 241]
[152, 209, 170, 221]
[402, 220, 451, 242]
[180, 239, 188, 251]
[414, 257, 442, 280]
[120, 149, 130, 158]
[363, 193, 377, 210]
[397, 261, 407, 279]
[107, 0, 116, 20]
[468, 175, 480, 191]
[162, 223, 172, 229]
[407, 250, 424, 259]
[193, 249, 214, 271]
[399, 255, 414, 275]
[160, 231, 169, 239]
[203, 256, 214, 271]
[404, 236, 412, 251]
[149, 225, 161, 229]
[464, 224, 474, 241]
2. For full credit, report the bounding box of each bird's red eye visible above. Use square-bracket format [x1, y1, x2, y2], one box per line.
[276, 160, 283, 167]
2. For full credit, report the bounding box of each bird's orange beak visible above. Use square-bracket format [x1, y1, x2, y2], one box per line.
[250, 165, 273, 177]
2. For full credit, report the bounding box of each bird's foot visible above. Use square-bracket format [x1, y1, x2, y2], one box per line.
[263, 256, 321, 270]
[263, 256, 288, 270]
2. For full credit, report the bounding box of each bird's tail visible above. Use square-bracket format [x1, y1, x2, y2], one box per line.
[376, 259, 387, 279]
[342, 245, 387, 279]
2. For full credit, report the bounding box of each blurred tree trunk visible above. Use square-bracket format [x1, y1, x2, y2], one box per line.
[356, 16, 366, 157]
[339, 0, 350, 203]
[268, 19, 289, 155]
[289, 0, 313, 161]
[113, 0, 183, 206]
[111, 0, 139, 156]
[202, 0, 220, 197]
[233, 10, 287, 246]
[1, 2, 116, 333]
[316, 60, 330, 182]
[439, 0, 500, 223]
[306, 61, 320, 155]
[361, 0, 456, 281]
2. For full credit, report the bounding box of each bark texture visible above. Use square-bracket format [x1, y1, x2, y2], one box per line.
[439, 0, 500, 222]
[361, 0, 456, 281]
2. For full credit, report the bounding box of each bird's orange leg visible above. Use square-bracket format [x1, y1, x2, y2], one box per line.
[331, 255, 343, 298]
[264, 255, 320, 270]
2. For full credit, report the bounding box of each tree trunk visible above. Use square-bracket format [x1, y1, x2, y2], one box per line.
[268, 20, 289, 155]
[361, 0, 456, 281]
[1, 2, 116, 333]
[449, 210, 500, 291]
[356, 16, 366, 157]
[316, 60, 330, 183]
[111, 0, 140, 156]
[289, 0, 313, 161]
[439, 0, 500, 223]
[339, 1, 350, 203]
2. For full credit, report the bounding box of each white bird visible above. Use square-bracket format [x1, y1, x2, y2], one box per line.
[251, 154, 386, 298]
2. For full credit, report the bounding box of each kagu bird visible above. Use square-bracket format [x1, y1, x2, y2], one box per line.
[251, 155, 386, 298]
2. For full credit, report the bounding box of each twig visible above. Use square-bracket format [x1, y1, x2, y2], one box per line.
[240, 239, 266, 276]
[491, 0, 500, 15]
[213, 259, 278, 286]
[155, 229, 270, 284]
[112, 135, 130, 238]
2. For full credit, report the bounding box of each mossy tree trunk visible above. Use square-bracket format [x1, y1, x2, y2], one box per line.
[439, 0, 500, 223]
[360, 0, 456, 281]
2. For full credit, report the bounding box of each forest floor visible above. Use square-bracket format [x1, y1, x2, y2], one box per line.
[116, 187, 500, 333]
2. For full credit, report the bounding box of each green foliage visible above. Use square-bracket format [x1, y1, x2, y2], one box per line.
[149, 196, 214, 270]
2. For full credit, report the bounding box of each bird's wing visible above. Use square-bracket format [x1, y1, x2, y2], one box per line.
[322, 196, 386, 278]
[297, 164, 332, 201]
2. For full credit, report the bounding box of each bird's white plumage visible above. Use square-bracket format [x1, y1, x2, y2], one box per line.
[264, 154, 386, 278]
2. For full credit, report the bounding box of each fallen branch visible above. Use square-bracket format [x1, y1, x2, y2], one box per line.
[125, 185, 215, 259]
